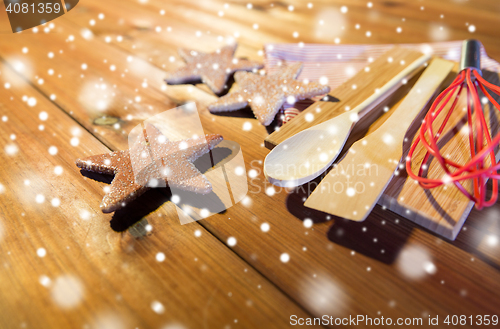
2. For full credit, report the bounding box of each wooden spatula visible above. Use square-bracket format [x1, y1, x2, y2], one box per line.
[304, 58, 454, 221]
[264, 52, 430, 187]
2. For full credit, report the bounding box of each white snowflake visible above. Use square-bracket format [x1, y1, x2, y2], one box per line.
[156, 252, 165, 262]
[396, 244, 436, 280]
[227, 237, 237, 247]
[151, 300, 165, 314]
[37, 248, 47, 257]
[51, 275, 84, 309]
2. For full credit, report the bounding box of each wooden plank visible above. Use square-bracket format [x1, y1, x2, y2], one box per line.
[1, 0, 500, 326]
[164, 0, 500, 59]
[66, 0, 265, 60]
[46, 0, 500, 320]
[0, 37, 315, 329]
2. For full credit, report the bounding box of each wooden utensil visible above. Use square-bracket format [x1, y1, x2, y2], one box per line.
[264, 48, 428, 150]
[304, 58, 455, 221]
[264, 52, 430, 187]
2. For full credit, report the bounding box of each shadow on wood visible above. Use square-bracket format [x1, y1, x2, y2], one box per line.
[451, 181, 500, 271]
[286, 175, 500, 268]
[79, 146, 234, 231]
[285, 177, 412, 264]
[111, 189, 172, 231]
[210, 107, 257, 119]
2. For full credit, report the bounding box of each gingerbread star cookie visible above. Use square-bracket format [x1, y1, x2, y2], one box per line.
[76, 124, 223, 213]
[165, 43, 263, 94]
[208, 62, 331, 126]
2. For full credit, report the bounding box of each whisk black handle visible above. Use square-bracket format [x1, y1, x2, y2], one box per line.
[460, 39, 482, 74]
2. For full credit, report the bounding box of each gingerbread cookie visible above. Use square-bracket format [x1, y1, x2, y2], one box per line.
[76, 124, 223, 213]
[208, 62, 330, 126]
[165, 43, 263, 94]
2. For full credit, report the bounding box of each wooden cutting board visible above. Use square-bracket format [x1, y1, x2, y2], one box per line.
[265, 52, 500, 240]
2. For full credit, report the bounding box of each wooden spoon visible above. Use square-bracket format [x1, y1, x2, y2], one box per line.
[264, 53, 430, 187]
[304, 58, 454, 221]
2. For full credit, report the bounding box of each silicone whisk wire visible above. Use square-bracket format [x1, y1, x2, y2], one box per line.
[406, 68, 500, 210]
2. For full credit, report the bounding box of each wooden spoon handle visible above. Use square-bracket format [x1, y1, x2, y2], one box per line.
[353, 53, 431, 123]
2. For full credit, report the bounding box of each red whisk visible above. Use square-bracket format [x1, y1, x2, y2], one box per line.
[406, 39, 500, 210]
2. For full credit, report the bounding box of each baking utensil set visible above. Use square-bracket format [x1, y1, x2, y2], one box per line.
[263, 40, 500, 239]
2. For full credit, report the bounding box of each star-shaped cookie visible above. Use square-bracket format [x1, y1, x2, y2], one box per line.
[207, 62, 331, 126]
[165, 43, 263, 94]
[76, 124, 223, 213]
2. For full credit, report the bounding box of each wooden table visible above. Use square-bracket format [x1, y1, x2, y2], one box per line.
[0, 1, 499, 328]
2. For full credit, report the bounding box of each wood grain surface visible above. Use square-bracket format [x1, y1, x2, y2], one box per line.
[0, 1, 499, 328]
